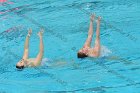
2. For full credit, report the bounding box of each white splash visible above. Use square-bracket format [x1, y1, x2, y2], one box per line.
[100, 45, 112, 57]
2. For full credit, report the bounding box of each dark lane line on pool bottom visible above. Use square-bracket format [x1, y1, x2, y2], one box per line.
[75, 3, 138, 42]
[40, 81, 140, 92]
[70, 47, 138, 85]
[7, 48, 140, 92]
[2, 2, 136, 67]
[1, 1, 139, 92]
[1, 3, 68, 43]
[6, 40, 140, 92]
[70, 5, 139, 85]
[7, 49, 69, 87]
[4, 42, 140, 92]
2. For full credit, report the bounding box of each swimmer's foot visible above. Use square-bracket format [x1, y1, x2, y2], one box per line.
[27, 28, 32, 37]
[90, 13, 95, 22]
[37, 28, 44, 38]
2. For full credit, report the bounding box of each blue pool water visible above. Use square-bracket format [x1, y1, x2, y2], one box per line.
[0, 0, 140, 93]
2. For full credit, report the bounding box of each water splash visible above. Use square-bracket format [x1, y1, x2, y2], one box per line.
[100, 45, 112, 57]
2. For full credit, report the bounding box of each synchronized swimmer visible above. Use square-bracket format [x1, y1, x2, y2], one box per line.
[16, 14, 101, 70]
[78, 14, 101, 58]
[16, 29, 44, 69]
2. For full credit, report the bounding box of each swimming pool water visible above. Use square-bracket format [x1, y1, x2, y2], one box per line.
[0, 0, 140, 93]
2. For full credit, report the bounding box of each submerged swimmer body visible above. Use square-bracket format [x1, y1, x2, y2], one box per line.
[77, 14, 101, 58]
[16, 28, 44, 69]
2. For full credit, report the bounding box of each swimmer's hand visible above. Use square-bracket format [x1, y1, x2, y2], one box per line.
[40, 28, 44, 33]
[28, 28, 32, 37]
[90, 13, 95, 21]
[38, 29, 44, 38]
[97, 16, 101, 22]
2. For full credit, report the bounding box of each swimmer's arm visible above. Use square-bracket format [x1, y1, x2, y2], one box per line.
[22, 35, 29, 59]
[22, 29, 32, 59]
[33, 31, 44, 66]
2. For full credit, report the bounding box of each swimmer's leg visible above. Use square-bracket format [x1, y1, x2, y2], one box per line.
[34, 29, 44, 66]
[83, 14, 95, 48]
[22, 28, 32, 60]
[92, 17, 101, 56]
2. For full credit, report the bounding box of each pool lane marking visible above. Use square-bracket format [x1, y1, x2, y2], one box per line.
[54, 46, 137, 85]
[4, 38, 140, 92]
[38, 81, 140, 92]
[0, 2, 71, 85]
[1, 2, 139, 92]
[1, 0, 138, 87]
[72, 57, 136, 84]
[2, 3, 136, 84]
[6, 39, 138, 89]
[0, 25, 24, 39]
[0, 4, 30, 14]
[9, 47, 136, 89]
[69, 5, 138, 84]
[74, 6, 139, 84]
[69, 47, 137, 84]
[95, 61, 135, 84]
[75, 6, 138, 42]
[1, 3, 68, 42]
[1, 2, 138, 42]
[7, 49, 69, 87]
